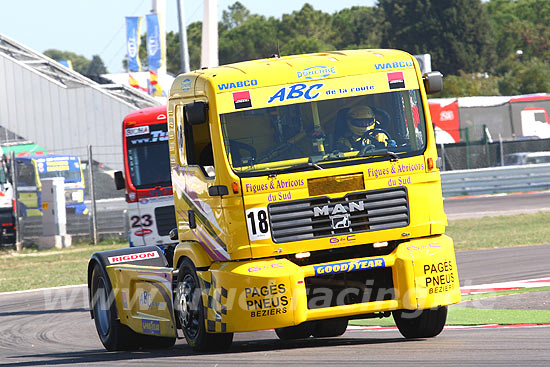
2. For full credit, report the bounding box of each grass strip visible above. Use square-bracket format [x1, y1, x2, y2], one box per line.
[447, 212, 550, 250]
[350, 287, 550, 327]
[0, 241, 125, 292]
[350, 307, 550, 327]
[461, 286, 550, 301]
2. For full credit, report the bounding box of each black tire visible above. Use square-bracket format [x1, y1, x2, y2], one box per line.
[393, 306, 448, 339]
[312, 318, 348, 338]
[90, 264, 141, 351]
[175, 258, 233, 352]
[275, 322, 314, 340]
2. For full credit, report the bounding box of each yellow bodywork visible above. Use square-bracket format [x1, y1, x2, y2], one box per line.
[109, 235, 459, 334]
[113, 49, 460, 335]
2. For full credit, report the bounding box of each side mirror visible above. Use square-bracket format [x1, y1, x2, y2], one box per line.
[185, 101, 208, 125]
[114, 171, 125, 190]
[423, 71, 443, 94]
[169, 228, 178, 241]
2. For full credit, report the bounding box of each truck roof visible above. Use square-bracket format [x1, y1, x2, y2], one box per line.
[15, 154, 79, 162]
[170, 49, 416, 97]
[123, 105, 167, 125]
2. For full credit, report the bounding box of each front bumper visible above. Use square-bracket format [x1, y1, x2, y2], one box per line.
[200, 234, 461, 333]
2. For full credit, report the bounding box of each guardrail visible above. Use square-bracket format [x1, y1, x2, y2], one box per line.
[19, 209, 129, 243]
[15, 164, 550, 243]
[441, 163, 550, 197]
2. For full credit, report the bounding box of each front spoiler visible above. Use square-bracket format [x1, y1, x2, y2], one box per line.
[107, 234, 460, 336]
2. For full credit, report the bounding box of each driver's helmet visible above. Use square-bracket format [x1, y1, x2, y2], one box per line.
[347, 105, 376, 136]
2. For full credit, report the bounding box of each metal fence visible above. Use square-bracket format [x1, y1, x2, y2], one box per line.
[12, 143, 550, 247]
[13, 146, 127, 247]
[441, 163, 550, 197]
[438, 137, 550, 171]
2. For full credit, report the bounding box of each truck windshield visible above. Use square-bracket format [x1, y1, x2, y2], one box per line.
[39, 170, 82, 182]
[126, 124, 171, 189]
[220, 89, 427, 176]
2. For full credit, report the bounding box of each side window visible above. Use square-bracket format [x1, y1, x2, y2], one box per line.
[175, 105, 187, 166]
[16, 162, 36, 186]
[184, 101, 215, 178]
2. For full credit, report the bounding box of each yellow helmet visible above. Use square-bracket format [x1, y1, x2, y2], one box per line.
[347, 105, 376, 136]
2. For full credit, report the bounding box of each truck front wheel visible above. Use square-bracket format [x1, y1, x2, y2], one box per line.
[90, 264, 140, 351]
[312, 318, 348, 338]
[392, 306, 448, 339]
[175, 259, 233, 351]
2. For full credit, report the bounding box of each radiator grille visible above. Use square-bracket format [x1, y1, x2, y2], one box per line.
[154, 205, 177, 236]
[269, 187, 409, 243]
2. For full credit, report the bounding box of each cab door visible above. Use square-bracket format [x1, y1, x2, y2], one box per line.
[173, 101, 230, 261]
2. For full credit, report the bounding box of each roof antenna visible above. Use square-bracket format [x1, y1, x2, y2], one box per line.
[271, 41, 281, 58]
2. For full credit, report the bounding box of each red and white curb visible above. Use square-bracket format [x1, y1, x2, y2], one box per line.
[347, 324, 550, 332]
[460, 277, 550, 295]
[348, 278, 550, 331]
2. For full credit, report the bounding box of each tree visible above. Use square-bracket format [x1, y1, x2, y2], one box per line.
[485, 0, 550, 62]
[87, 55, 107, 76]
[221, 1, 250, 31]
[278, 4, 335, 53]
[44, 49, 95, 74]
[498, 58, 550, 95]
[330, 6, 382, 50]
[437, 71, 500, 97]
[219, 15, 279, 64]
[379, 0, 497, 76]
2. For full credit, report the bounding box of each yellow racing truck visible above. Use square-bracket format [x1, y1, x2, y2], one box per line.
[88, 49, 461, 352]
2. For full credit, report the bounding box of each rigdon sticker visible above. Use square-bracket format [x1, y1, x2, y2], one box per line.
[314, 257, 385, 275]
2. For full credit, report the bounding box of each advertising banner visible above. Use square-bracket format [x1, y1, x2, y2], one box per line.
[146, 13, 164, 71]
[125, 16, 142, 72]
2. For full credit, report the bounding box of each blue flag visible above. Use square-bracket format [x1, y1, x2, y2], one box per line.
[125, 16, 142, 72]
[146, 13, 163, 70]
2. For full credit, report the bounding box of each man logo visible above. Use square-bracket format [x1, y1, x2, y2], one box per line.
[313, 201, 365, 217]
[331, 214, 350, 229]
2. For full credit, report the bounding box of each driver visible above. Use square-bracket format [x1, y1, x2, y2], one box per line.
[336, 105, 388, 151]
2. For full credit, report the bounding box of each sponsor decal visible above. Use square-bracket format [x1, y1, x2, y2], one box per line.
[367, 162, 425, 179]
[375, 60, 414, 70]
[122, 290, 129, 309]
[142, 319, 161, 335]
[128, 129, 168, 145]
[407, 242, 441, 251]
[329, 234, 356, 245]
[388, 175, 411, 186]
[245, 283, 288, 317]
[388, 71, 405, 90]
[107, 250, 159, 264]
[181, 78, 192, 92]
[233, 90, 252, 109]
[297, 66, 336, 80]
[245, 178, 305, 194]
[267, 191, 291, 202]
[134, 228, 153, 237]
[314, 257, 385, 275]
[218, 79, 258, 90]
[423, 259, 457, 294]
[248, 262, 284, 273]
[268, 83, 323, 104]
[126, 126, 150, 137]
[139, 290, 164, 309]
[313, 201, 365, 217]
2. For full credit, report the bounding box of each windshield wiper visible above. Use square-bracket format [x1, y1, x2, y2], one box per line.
[360, 150, 400, 162]
[267, 161, 323, 177]
[314, 150, 400, 164]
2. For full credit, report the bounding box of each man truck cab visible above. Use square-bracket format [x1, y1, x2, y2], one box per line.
[88, 49, 459, 352]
